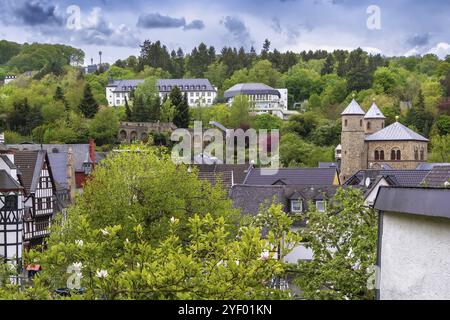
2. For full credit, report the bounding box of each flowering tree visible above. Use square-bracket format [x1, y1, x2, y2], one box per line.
[293, 188, 378, 300]
[0, 146, 299, 299]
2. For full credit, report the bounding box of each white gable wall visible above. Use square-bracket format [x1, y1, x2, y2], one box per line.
[380, 212, 450, 300]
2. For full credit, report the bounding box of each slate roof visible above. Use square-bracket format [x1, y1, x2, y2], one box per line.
[194, 164, 253, 190]
[224, 83, 281, 99]
[0, 170, 22, 191]
[244, 168, 339, 186]
[157, 79, 216, 92]
[48, 153, 68, 190]
[14, 150, 45, 194]
[364, 102, 385, 119]
[374, 187, 450, 219]
[344, 169, 431, 188]
[230, 184, 338, 217]
[112, 80, 145, 92]
[7, 144, 90, 172]
[341, 99, 365, 115]
[365, 122, 429, 142]
[416, 163, 450, 170]
[0, 155, 16, 169]
[421, 166, 450, 187]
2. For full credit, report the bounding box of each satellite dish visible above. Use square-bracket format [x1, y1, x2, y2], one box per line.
[365, 177, 371, 188]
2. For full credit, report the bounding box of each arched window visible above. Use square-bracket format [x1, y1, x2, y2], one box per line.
[344, 119, 348, 127]
[420, 148, 424, 161]
[374, 150, 379, 160]
[396, 150, 401, 160]
[391, 149, 396, 160]
[414, 148, 419, 160]
[367, 122, 371, 130]
[380, 150, 385, 160]
[360, 119, 363, 127]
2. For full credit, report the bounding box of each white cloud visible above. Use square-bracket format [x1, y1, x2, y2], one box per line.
[427, 42, 450, 59]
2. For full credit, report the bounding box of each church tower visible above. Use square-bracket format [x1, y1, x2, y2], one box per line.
[340, 99, 366, 182]
[364, 100, 385, 135]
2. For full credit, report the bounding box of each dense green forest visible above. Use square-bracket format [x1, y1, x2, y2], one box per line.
[0, 39, 449, 165]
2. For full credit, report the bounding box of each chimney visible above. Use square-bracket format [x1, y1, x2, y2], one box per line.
[67, 147, 76, 200]
[89, 139, 96, 169]
[91, 58, 93, 65]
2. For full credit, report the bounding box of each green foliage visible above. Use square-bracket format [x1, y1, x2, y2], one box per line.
[88, 108, 120, 145]
[0, 146, 299, 300]
[229, 95, 250, 129]
[280, 133, 334, 167]
[435, 115, 450, 136]
[294, 188, 378, 300]
[253, 114, 283, 130]
[429, 135, 450, 162]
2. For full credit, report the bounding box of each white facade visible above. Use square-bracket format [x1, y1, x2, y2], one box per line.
[4, 75, 16, 85]
[106, 79, 217, 108]
[379, 211, 450, 300]
[0, 153, 24, 265]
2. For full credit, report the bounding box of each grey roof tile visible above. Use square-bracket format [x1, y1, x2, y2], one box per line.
[421, 166, 450, 187]
[365, 122, 429, 142]
[344, 169, 431, 188]
[341, 99, 365, 115]
[244, 168, 339, 186]
[157, 79, 216, 92]
[0, 170, 22, 191]
[364, 102, 385, 119]
[224, 83, 281, 99]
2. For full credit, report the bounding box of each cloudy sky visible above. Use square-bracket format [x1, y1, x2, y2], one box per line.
[1, 0, 450, 64]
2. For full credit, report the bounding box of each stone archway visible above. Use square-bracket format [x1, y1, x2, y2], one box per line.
[119, 130, 128, 142]
[130, 131, 137, 141]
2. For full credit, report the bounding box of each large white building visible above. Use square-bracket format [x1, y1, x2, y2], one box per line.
[106, 78, 217, 107]
[224, 83, 297, 120]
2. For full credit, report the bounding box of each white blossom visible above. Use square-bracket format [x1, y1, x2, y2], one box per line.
[100, 229, 109, 236]
[96, 269, 108, 278]
[75, 240, 84, 247]
[170, 217, 179, 224]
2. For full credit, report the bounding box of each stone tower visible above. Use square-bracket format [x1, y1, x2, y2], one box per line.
[364, 101, 385, 135]
[340, 99, 366, 182]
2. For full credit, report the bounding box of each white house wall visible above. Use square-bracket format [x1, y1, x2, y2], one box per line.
[380, 211, 450, 300]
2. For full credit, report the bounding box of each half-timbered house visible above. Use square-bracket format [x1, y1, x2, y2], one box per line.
[0, 146, 25, 265]
[14, 150, 57, 248]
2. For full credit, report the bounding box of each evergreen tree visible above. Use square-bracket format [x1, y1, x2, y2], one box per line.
[131, 95, 148, 122]
[148, 96, 161, 121]
[54, 86, 65, 101]
[171, 86, 189, 128]
[125, 96, 132, 121]
[345, 48, 371, 92]
[261, 39, 271, 60]
[405, 90, 434, 137]
[321, 54, 335, 75]
[79, 84, 99, 118]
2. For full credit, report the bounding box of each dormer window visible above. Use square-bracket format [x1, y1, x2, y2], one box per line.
[316, 201, 326, 212]
[291, 200, 303, 213]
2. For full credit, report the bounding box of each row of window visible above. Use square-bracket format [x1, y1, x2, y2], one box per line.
[158, 85, 208, 91]
[36, 197, 53, 211]
[344, 119, 385, 129]
[290, 200, 326, 213]
[374, 147, 425, 161]
[39, 177, 52, 189]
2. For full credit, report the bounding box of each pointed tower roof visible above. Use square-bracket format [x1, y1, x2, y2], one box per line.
[365, 122, 429, 142]
[364, 102, 385, 119]
[341, 99, 365, 116]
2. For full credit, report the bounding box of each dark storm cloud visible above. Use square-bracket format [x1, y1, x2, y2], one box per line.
[13, 1, 63, 26]
[407, 33, 432, 47]
[184, 20, 205, 31]
[220, 16, 252, 47]
[137, 13, 186, 29]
